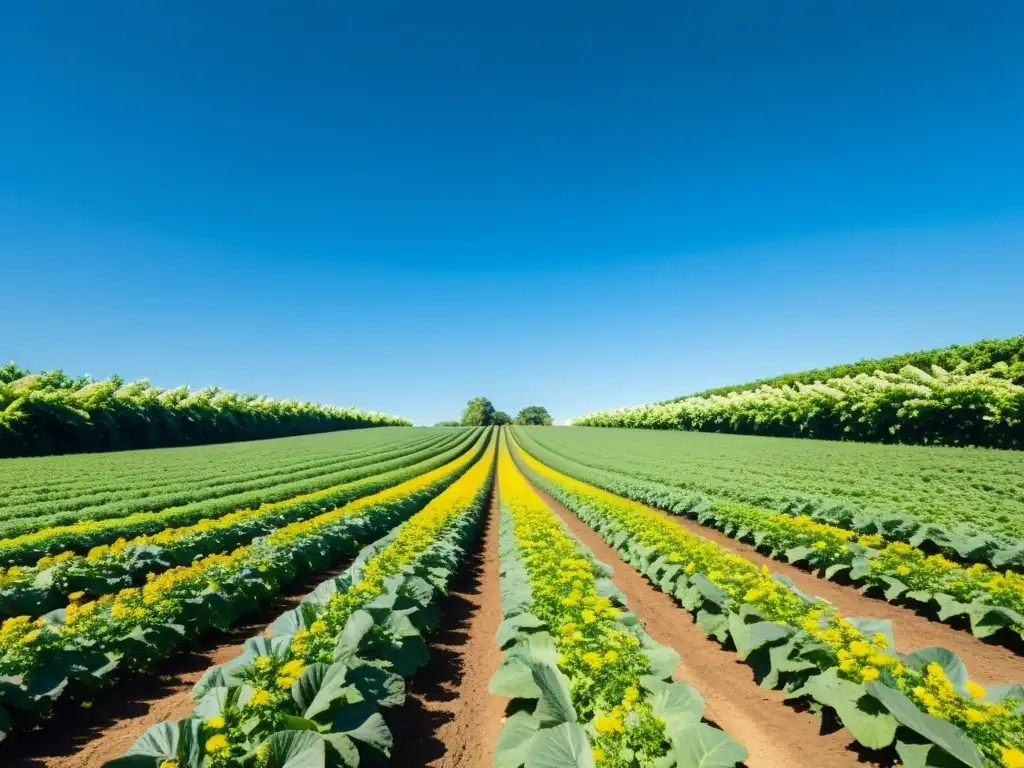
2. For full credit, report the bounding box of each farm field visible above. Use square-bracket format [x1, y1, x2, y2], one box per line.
[516, 425, 1024, 541]
[0, 427, 1022, 768]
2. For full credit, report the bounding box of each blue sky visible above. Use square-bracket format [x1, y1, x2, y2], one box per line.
[2, 1, 1022, 425]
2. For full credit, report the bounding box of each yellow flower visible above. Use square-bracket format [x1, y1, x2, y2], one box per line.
[965, 708, 990, 725]
[849, 640, 872, 658]
[594, 715, 624, 734]
[253, 656, 272, 671]
[965, 680, 986, 700]
[593, 748, 605, 761]
[895, 565, 911, 576]
[248, 689, 272, 707]
[277, 676, 297, 689]
[68, 591, 86, 602]
[309, 620, 328, 635]
[860, 667, 880, 681]
[604, 650, 619, 663]
[279, 659, 306, 678]
[1002, 748, 1024, 768]
[205, 734, 230, 754]
[205, 715, 225, 730]
[871, 633, 888, 650]
[159, 762, 180, 768]
[624, 686, 639, 702]
[582, 652, 603, 669]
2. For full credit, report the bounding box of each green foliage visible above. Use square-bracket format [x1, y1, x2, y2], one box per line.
[0, 363, 410, 458]
[461, 397, 496, 426]
[515, 405, 553, 426]
[575, 364, 1024, 449]
[676, 335, 1024, 399]
[434, 420, 462, 427]
[513, 425, 1024, 544]
[493, 411, 512, 425]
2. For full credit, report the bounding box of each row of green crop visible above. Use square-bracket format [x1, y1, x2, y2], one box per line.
[512, 444, 1024, 768]
[0, 433, 491, 745]
[509, 431, 1024, 650]
[0, 426, 437, 505]
[674, 335, 1024, 399]
[0, 431, 489, 618]
[0, 431, 459, 532]
[514, 427, 1024, 568]
[0, 364, 411, 457]
[0, 428, 446, 519]
[0, 429, 481, 565]
[102, 434, 495, 768]
[491, 440, 746, 767]
[573, 364, 1024, 449]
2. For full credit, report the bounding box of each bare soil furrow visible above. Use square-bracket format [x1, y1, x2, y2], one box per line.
[389, 482, 506, 767]
[529, 482, 870, 768]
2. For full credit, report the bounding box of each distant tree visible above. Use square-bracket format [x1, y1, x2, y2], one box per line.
[461, 397, 496, 426]
[492, 410, 512, 425]
[515, 405, 553, 426]
[434, 420, 462, 427]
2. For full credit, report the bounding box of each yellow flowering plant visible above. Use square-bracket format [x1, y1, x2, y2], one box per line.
[491, 438, 746, 768]
[0, 433, 489, 743]
[0, 427, 480, 568]
[106, 436, 496, 768]
[512, 439, 1024, 768]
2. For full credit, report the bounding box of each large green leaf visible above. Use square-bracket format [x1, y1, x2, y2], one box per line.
[494, 710, 539, 768]
[647, 679, 704, 731]
[668, 723, 747, 768]
[490, 658, 542, 699]
[497, 613, 545, 649]
[330, 701, 393, 755]
[529, 661, 577, 728]
[293, 663, 357, 720]
[794, 669, 896, 749]
[347, 666, 405, 709]
[864, 682, 983, 768]
[259, 730, 327, 768]
[524, 722, 594, 768]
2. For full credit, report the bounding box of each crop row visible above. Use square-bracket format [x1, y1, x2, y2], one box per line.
[0, 429, 450, 522]
[491, 437, 746, 768]
[0, 431, 489, 618]
[514, 426, 1024, 569]
[0, 432, 491, 744]
[510, 440, 1024, 768]
[0, 428, 481, 566]
[571, 364, 1024, 449]
[0, 430, 468, 541]
[103, 431, 496, 768]
[510, 431, 1024, 647]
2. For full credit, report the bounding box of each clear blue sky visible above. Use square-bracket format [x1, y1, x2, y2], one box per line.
[2, 1, 1022, 425]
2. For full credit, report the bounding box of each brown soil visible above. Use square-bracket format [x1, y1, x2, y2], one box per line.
[389, 481, 507, 767]
[529, 482, 872, 768]
[661, 514, 1024, 685]
[6, 562, 354, 768]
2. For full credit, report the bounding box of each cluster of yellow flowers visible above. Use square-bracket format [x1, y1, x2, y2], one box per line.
[513, 442, 1024, 767]
[0, 440, 486, 679]
[498, 442, 670, 767]
[201, 439, 495, 752]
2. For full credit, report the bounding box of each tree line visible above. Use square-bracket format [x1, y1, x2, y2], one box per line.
[435, 397, 553, 427]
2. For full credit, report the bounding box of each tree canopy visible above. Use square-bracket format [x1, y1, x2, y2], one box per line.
[515, 405, 553, 425]
[461, 396, 496, 426]
[492, 410, 512, 425]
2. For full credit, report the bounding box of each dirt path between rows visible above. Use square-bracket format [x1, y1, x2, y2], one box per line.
[660, 514, 1024, 684]
[6, 561, 354, 768]
[389, 481, 506, 767]
[528, 482, 869, 768]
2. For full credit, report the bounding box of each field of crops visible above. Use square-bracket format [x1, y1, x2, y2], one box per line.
[1, 424, 1022, 768]
[572, 337, 1024, 449]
